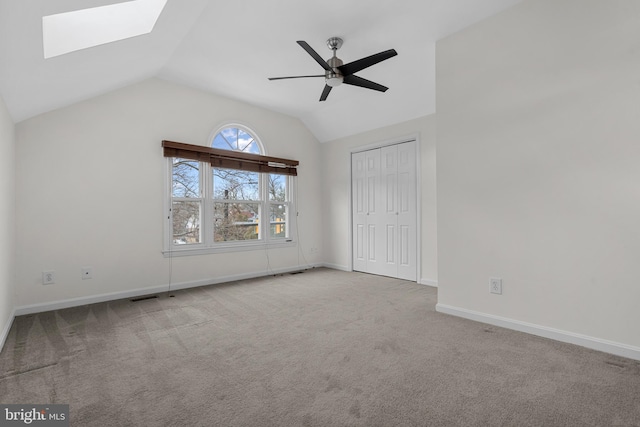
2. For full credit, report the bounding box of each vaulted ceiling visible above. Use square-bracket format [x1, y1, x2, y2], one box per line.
[0, 0, 523, 142]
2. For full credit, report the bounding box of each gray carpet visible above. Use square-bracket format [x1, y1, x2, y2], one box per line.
[1, 268, 639, 426]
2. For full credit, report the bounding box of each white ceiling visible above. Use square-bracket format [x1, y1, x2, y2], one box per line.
[0, 0, 523, 142]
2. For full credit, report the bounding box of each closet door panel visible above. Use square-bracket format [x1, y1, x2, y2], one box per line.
[397, 141, 417, 281]
[351, 151, 368, 272]
[377, 145, 400, 277]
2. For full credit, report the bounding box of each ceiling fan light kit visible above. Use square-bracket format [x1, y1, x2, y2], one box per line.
[268, 37, 397, 101]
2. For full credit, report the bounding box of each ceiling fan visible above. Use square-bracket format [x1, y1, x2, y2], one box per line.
[268, 37, 397, 101]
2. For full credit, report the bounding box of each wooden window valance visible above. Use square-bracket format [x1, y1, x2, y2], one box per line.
[162, 140, 298, 176]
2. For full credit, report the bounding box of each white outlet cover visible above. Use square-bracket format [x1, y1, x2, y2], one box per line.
[42, 271, 55, 285]
[490, 277, 502, 294]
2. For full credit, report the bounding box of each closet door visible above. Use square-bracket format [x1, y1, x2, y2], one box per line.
[352, 149, 380, 273]
[396, 141, 417, 281]
[352, 150, 368, 273]
[352, 141, 416, 281]
[377, 145, 400, 277]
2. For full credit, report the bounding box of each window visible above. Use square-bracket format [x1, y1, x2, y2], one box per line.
[172, 158, 201, 245]
[163, 126, 298, 255]
[43, 0, 168, 58]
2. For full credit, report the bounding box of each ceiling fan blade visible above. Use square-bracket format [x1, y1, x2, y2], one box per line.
[297, 41, 332, 71]
[268, 75, 325, 80]
[319, 84, 332, 101]
[338, 49, 398, 76]
[343, 75, 389, 92]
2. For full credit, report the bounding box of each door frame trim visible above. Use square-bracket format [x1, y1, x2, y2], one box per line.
[349, 133, 421, 282]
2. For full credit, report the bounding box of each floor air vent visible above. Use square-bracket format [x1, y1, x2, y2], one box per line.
[130, 295, 158, 302]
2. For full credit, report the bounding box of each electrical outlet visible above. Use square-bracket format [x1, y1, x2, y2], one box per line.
[42, 271, 55, 285]
[81, 267, 93, 280]
[490, 277, 502, 294]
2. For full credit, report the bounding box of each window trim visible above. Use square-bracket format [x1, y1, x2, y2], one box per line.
[162, 137, 298, 257]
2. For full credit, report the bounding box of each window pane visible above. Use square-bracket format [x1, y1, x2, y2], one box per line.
[212, 127, 261, 154]
[214, 202, 260, 242]
[270, 204, 287, 238]
[212, 132, 235, 151]
[172, 158, 200, 198]
[172, 201, 200, 244]
[213, 168, 259, 200]
[268, 174, 287, 201]
[236, 129, 260, 153]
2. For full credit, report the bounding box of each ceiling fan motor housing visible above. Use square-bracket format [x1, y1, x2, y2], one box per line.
[326, 55, 344, 87]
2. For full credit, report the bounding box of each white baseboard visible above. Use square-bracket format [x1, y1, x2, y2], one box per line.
[436, 303, 640, 361]
[320, 263, 351, 272]
[419, 279, 438, 287]
[15, 285, 169, 316]
[15, 264, 324, 317]
[0, 310, 15, 353]
[320, 265, 436, 287]
[166, 264, 324, 292]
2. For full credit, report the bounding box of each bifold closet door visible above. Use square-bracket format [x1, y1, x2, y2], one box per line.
[352, 141, 416, 281]
[391, 141, 417, 281]
[352, 148, 378, 274]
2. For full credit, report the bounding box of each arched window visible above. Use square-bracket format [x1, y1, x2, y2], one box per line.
[164, 125, 296, 254]
[212, 126, 262, 154]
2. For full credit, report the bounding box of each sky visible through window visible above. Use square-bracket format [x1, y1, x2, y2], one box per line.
[212, 128, 261, 154]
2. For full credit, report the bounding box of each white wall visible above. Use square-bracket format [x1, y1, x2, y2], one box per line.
[0, 93, 16, 347]
[436, 0, 640, 351]
[320, 115, 437, 285]
[15, 78, 323, 309]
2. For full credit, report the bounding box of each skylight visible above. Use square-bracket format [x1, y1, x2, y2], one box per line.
[42, 0, 168, 59]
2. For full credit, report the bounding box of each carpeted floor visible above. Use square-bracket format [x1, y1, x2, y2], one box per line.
[1, 268, 639, 426]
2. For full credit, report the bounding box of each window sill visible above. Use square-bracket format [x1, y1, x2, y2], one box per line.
[162, 239, 296, 257]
